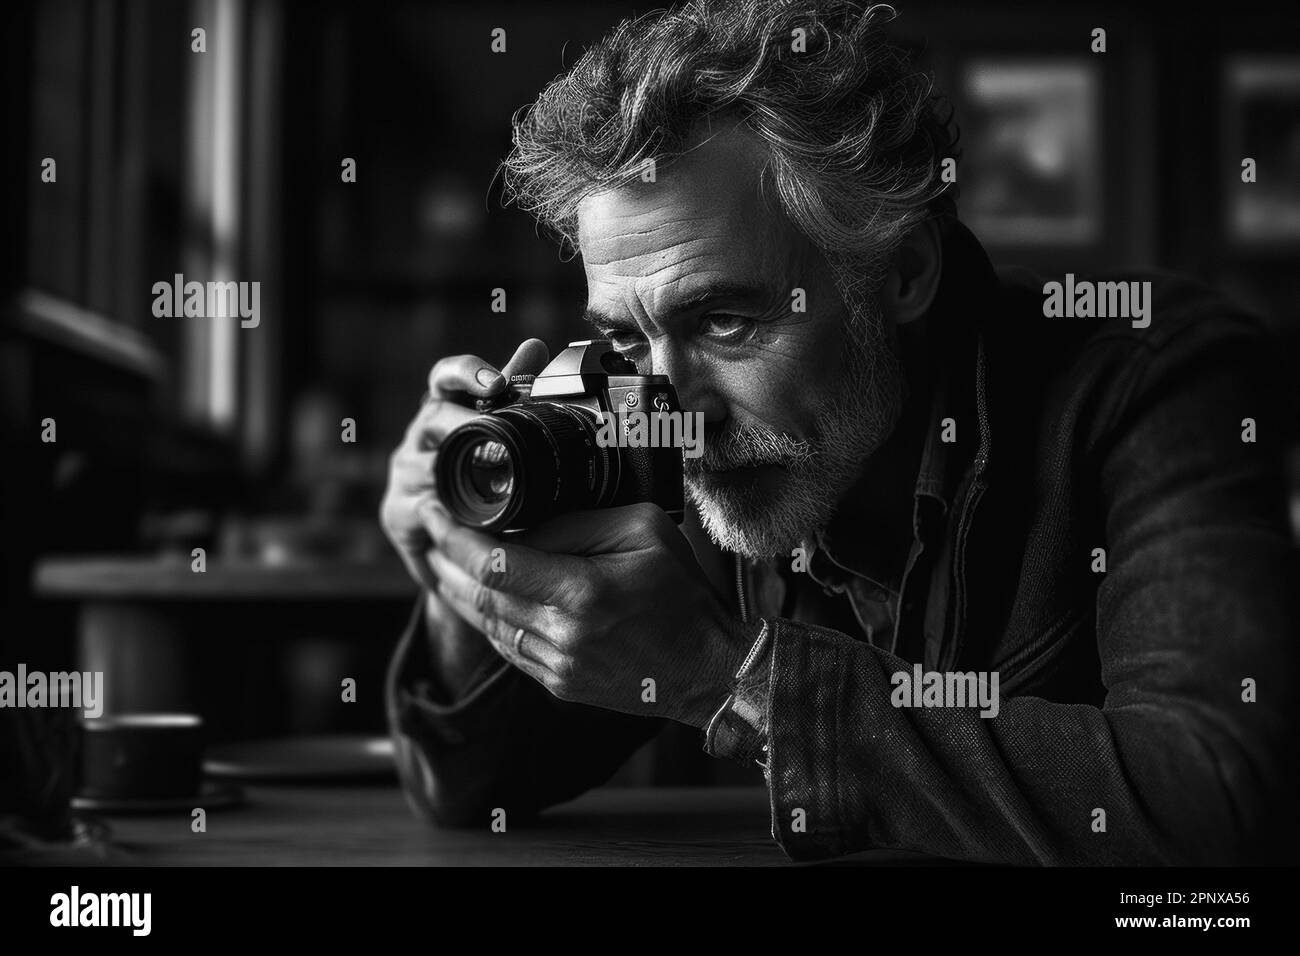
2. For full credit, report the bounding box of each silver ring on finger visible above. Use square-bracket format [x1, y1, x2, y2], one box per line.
[512, 626, 528, 660]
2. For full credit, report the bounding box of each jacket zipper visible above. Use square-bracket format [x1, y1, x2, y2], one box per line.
[944, 333, 992, 668]
[735, 552, 749, 624]
[972, 334, 992, 474]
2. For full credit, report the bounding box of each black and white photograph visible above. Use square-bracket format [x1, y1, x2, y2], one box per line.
[1, 0, 1297, 935]
[960, 59, 1102, 245]
[1224, 55, 1300, 244]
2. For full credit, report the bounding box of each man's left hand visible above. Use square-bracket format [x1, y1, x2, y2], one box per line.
[419, 500, 759, 727]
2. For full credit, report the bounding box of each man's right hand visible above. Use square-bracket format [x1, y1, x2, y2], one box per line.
[380, 338, 551, 697]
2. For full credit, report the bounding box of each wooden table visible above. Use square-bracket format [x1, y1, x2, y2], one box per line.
[53, 784, 946, 866]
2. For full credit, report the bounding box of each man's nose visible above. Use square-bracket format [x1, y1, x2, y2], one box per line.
[647, 341, 727, 424]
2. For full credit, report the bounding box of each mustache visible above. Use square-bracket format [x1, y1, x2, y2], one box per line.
[684, 421, 815, 474]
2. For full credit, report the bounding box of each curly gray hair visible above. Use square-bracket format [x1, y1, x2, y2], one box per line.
[500, 0, 960, 312]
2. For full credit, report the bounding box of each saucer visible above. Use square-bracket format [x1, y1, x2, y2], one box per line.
[203, 734, 396, 782]
[71, 778, 245, 814]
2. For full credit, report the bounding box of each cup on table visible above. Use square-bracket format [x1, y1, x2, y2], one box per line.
[78, 713, 205, 801]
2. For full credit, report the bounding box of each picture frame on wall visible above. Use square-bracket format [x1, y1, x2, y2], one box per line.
[1223, 56, 1300, 246]
[958, 59, 1102, 246]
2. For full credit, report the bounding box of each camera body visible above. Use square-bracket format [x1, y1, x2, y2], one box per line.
[436, 340, 685, 532]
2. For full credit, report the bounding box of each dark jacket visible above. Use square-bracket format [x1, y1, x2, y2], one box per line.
[386, 219, 1300, 865]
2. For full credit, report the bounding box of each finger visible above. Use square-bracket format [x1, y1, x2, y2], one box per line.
[419, 500, 584, 604]
[487, 617, 567, 680]
[492, 634, 559, 691]
[499, 338, 550, 380]
[382, 497, 438, 592]
[428, 354, 507, 399]
[386, 487, 441, 593]
[404, 400, 480, 452]
[393, 450, 435, 494]
[428, 549, 565, 675]
[427, 548, 552, 645]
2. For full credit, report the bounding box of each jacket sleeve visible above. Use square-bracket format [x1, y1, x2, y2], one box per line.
[764, 317, 1300, 865]
[385, 600, 666, 827]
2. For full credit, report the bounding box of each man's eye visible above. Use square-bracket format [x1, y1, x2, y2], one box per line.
[701, 314, 754, 343]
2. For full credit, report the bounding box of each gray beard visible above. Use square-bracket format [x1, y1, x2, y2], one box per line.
[685, 301, 905, 560]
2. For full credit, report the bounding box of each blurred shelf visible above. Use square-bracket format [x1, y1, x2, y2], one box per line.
[33, 555, 415, 600]
[8, 288, 165, 380]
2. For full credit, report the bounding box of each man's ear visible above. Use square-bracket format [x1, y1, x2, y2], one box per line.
[879, 219, 942, 327]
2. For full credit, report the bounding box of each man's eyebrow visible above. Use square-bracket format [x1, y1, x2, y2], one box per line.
[582, 280, 769, 331]
[581, 306, 635, 333]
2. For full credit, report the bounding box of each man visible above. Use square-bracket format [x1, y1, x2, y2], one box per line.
[379, 0, 1298, 864]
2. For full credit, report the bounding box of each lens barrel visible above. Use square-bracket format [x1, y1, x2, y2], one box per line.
[436, 403, 617, 532]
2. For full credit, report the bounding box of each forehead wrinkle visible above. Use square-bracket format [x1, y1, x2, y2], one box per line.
[579, 179, 765, 253]
[582, 218, 737, 266]
[586, 235, 737, 290]
[637, 250, 736, 282]
[591, 251, 755, 313]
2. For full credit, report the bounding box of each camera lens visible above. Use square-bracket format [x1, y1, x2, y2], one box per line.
[452, 439, 515, 522]
[436, 403, 617, 531]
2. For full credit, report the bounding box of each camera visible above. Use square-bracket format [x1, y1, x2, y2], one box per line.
[435, 340, 685, 532]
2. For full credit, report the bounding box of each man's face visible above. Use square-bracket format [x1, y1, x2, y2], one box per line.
[576, 125, 906, 558]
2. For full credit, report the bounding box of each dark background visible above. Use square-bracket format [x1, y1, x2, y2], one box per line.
[3, 0, 1298, 790]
